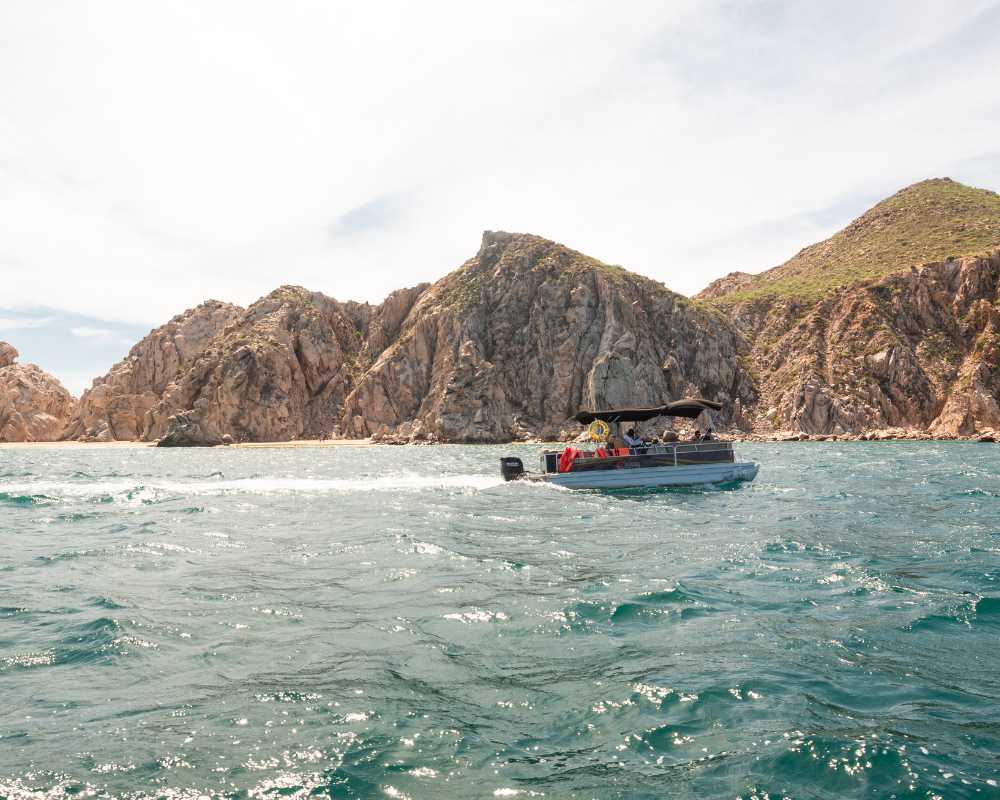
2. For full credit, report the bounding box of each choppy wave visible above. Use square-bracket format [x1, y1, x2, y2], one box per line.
[2, 442, 999, 798]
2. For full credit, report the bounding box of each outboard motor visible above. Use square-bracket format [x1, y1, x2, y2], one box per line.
[500, 457, 525, 482]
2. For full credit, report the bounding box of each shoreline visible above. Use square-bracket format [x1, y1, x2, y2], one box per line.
[0, 438, 375, 450]
[0, 435, 996, 449]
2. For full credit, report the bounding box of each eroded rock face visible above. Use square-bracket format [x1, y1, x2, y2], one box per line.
[341, 232, 757, 442]
[146, 284, 428, 444]
[66, 300, 243, 441]
[719, 252, 1000, 436]
[0, 343, 77, 442]
[156, 411, 222, 447]
[98, 232, 758, 446]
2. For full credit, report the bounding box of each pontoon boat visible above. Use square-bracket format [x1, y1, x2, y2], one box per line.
[500, 399, 758, 490]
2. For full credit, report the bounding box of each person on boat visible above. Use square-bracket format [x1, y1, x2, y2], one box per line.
[624, 427, 644, 450]
[661, 430, 678, 443]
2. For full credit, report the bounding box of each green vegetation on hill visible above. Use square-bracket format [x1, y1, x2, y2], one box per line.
[708, 178, 1000, 305]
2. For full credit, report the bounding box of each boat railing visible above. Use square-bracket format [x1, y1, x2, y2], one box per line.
[630, 441, 732, 454]
[541, 440, 735, 473]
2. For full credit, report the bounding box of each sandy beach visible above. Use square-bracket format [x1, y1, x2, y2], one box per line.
[0, 438, 375, 450]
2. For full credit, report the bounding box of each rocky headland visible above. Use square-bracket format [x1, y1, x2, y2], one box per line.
[61, 233, 754, 445]
[0, 342, 76, 442]
[697, 178, 1000, 440]
[341, 231, 754, 442]
[11, 176, 997, 446]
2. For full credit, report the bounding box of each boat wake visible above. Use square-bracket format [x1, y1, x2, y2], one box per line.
[0, 474, 505, 504]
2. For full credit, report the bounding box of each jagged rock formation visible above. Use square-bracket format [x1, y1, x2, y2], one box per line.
[724, 252, 1000, 436]
[0, 342, 76, 442]
[66, 300, 243, 441]
[66, 233, 754, 445]
[341, 232, 756, 442]
[57, 177, 1000, 444]
[699, 179, 1000, 436]
[149, 285, 427, 444]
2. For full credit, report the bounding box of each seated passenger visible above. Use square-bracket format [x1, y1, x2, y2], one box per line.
[623, 427, 644, 449]
[661, 430, 678, 443]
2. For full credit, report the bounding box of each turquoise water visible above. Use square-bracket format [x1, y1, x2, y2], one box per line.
[1, 443, 999, 799]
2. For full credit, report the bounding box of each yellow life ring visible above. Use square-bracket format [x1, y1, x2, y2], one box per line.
[587, 419, 610, 442]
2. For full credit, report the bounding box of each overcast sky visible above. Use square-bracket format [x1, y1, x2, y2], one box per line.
[3, 0, 1000, 393]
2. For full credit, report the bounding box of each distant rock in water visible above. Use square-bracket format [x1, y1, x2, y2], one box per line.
[0, 342, 76, 442]
[342, 231, 755, 442]
[156, 410, 222, 447]
[66, 300, 243, 441]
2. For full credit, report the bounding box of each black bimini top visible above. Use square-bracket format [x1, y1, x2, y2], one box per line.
[574, 398, 722, 425]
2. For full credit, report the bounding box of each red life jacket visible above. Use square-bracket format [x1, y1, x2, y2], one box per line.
[558, 447, 581, 473]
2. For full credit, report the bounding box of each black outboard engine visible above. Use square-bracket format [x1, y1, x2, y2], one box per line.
[500, 457, 525, 481]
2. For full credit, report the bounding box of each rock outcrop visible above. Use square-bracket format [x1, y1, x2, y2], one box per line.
[65, 300, 243, 441]
[718, 252, 1000, 436]
[147, 284, 426, 444]
[341, 232, 756, 442]
[0, 342, 18, 369]
[699, 179, 1000, 436]
[0, 343, 77, 442]
[706, 178, 1000, 305]
[66, 233, 754, 445]
[53, 177, 1000, 444]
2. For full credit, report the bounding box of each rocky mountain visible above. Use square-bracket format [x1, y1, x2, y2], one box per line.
[66, 300, 243, 441]
[152, 284, 427, 445]
[0, 342, 76, 442]
[342, 231, 754, 442]
[54, 177, 1000, 444]
[698, 178, 1000, 436]
[66, 232, 755, 444]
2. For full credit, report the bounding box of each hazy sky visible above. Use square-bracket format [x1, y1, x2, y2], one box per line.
[3, 0, 1000, 392]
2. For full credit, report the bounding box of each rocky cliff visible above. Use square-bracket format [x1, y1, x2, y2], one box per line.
[57, 177, 1000, 444]
[341, 232, 755, 442]
[151, 284, 427, 445]
[0, 342, 76, 442]
[66, 233, 754, 444]
[699, 179, 1000, 436]
[66, 300, 243, 441]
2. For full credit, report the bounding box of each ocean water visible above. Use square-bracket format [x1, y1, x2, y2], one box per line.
[1, 443, 999, 800]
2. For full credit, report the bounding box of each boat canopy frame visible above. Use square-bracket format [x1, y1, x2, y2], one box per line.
[573, 398, 722, 425]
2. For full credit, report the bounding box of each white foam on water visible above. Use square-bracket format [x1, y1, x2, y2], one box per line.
[0, 473, 504, 501]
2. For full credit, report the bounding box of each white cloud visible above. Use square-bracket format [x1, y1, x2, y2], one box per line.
[70, 327, 114, 339]
[1, 0, 998, 325]
[0, 316, 53, 331]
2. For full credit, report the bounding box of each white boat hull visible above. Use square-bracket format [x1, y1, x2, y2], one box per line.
[538, 460, 759, 490]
